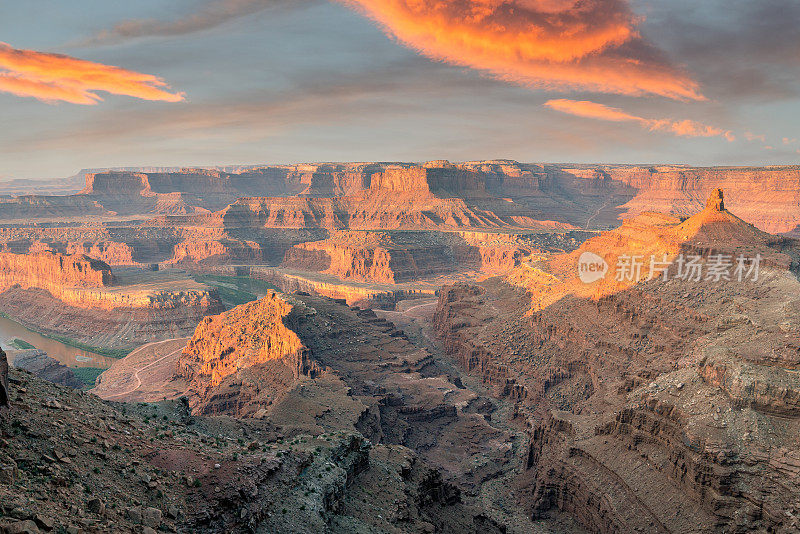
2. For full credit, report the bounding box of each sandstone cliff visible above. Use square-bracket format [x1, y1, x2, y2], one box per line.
[0, 252, 223, 349]
[0, 251, 113, 295]
[282, 231, 457, 284]
[3, 162, 800, 237]
[280, 230, 574, 284]
[177, 292, 318, 414]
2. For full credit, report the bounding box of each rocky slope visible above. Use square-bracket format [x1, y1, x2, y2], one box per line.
[434, 190, 800, 532]
[2, 366, 498, 533]
[91, 289, 546, 530]
[0, 349, 7, 408]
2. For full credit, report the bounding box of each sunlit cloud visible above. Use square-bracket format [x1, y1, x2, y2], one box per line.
[0, 42, 185, 105]
[337, 0, 703, 100]
[545, 99, 733, 139]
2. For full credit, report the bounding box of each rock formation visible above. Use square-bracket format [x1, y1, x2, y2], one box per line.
[0, 251, 113, 291]
[6, 349, 83, 389]
[2, 162, 799, 239]
[283, 231, 458, 284]
[707, 187, 725, 211]
[0, 252, 223, 350]
[177, 292, 317, 414]
[2, 365, 497, 533]
[4, 165, 800, 532]
[434, 189, 800, 532]
[159, 288, 519, 520]
[0, 347, 8, 408]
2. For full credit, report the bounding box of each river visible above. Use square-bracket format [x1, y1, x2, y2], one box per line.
[0, 314, 116, 369]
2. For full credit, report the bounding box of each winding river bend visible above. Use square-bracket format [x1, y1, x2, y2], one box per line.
[0, 314, 115, 369]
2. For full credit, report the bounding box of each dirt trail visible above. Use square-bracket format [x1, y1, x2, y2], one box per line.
[91, 337, 189, 402]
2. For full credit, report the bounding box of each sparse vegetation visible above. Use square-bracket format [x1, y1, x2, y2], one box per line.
[72, 367, 105, 389]
[10, 338, 35, 349]
[192, 274, 278, 307]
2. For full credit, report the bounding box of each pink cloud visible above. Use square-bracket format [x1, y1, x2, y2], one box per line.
[545, 99, 733, 140]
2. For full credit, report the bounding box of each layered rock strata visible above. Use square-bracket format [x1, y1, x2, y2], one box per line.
[434, 190, 800, 532]
[3, 162, 800, 237]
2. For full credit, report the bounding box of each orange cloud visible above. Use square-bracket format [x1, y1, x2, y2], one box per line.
[545, 99, 733, 140]
[338, 0, 703, 100]
[0, 42, 185, 105]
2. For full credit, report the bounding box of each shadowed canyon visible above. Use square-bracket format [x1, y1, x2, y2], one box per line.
[2, 163, 800, 533]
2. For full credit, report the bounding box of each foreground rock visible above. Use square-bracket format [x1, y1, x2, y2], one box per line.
[1, 360, 505, 532]
[0, 348, 7, 408]
[95, 286, 532, 529]
[6, 349, 82, 389]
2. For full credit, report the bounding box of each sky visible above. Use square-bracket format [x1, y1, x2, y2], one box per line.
[0, 0, 799, 180]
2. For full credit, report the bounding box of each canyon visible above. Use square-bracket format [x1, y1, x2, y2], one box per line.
[2, 162, 798, 234]
[2, 164, 800, 533]
[434, 190, 800, 532]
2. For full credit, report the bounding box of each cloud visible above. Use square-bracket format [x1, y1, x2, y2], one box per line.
[544, 99, 733, 139]
[744, 131, 766, 143]
[643, 0, 800, 101]
[0, 42, 185, 105]
[77, 0, 314, 46]
[336, 0, 703, 100]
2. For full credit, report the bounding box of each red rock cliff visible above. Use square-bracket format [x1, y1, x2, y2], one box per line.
[177, 292, 314, 412]
[0, 251, 113, 292]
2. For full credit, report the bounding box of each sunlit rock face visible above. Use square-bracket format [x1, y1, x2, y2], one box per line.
[0, 251, 113, 294]
[177, 292, 316, 415]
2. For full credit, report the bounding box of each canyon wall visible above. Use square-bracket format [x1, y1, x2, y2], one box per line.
[369, 165, 487, 196]
[0, 251, 223, 349]
[434, 192, 800, 532]
[3, 162, 800, 236]
[0, 251, 113, 293]
[282, 231, 456, 284]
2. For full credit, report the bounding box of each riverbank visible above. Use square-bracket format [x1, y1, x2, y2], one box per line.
[0, 311, 123, 367]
